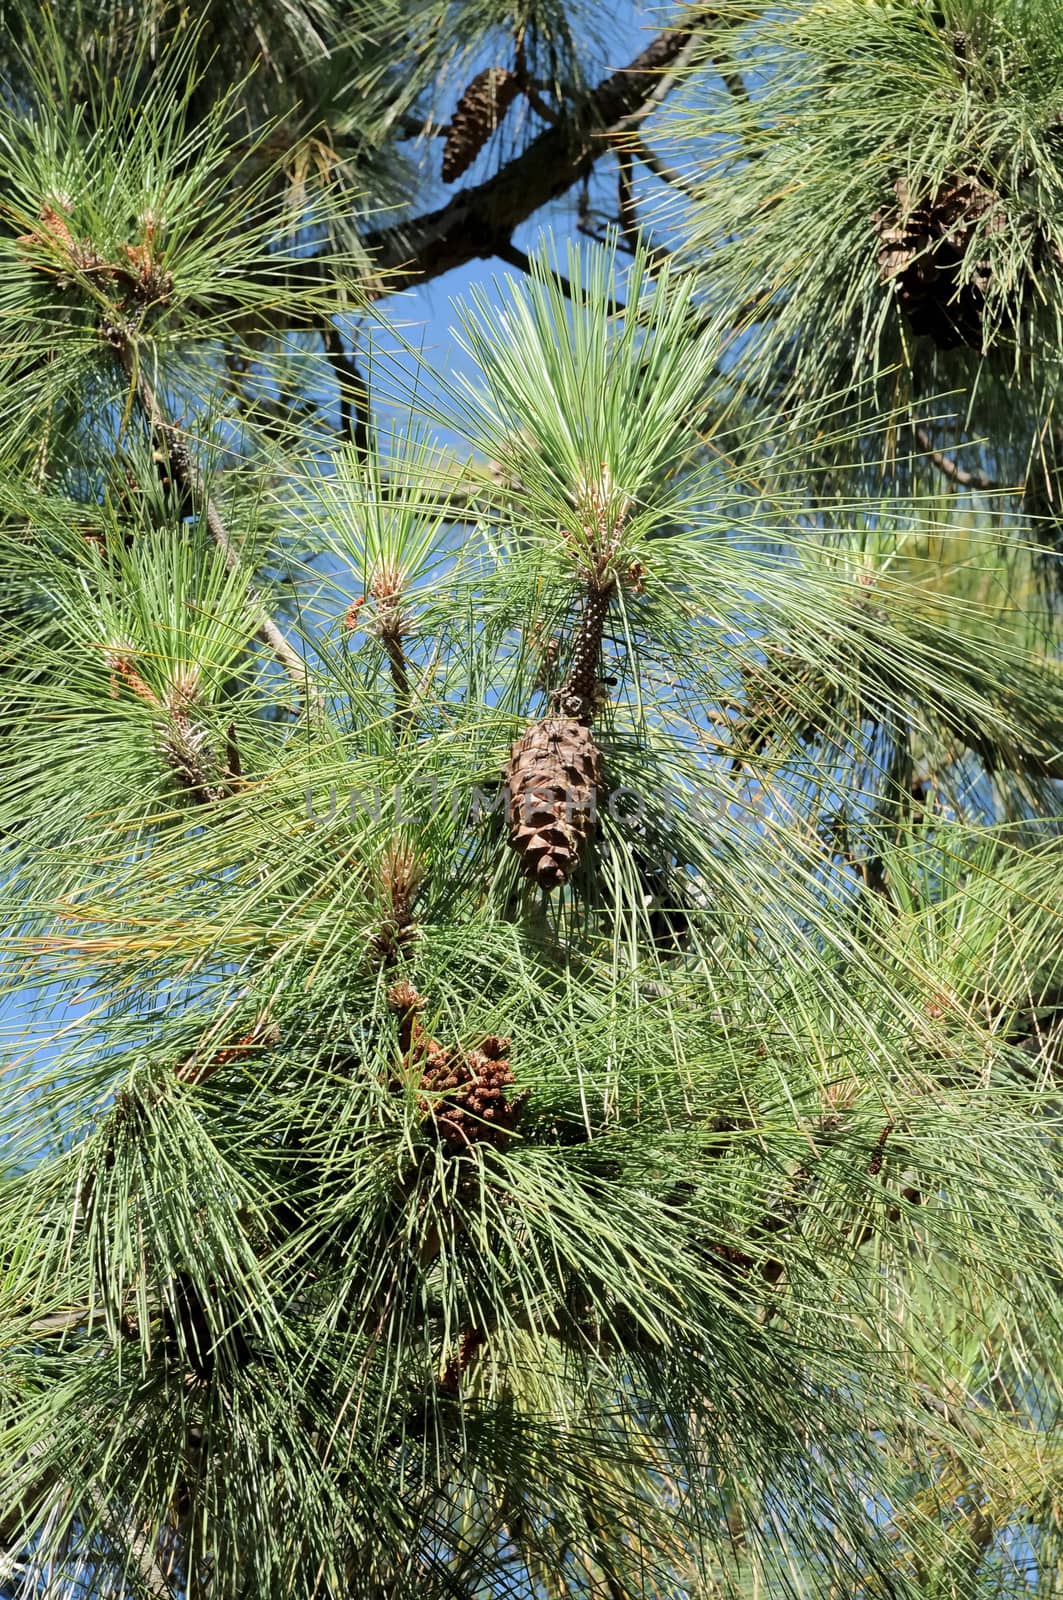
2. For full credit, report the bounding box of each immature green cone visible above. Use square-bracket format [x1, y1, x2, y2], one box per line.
[159, 708, 228, 805]
[442, 67, 520, 183]
[506, 716, 602, 889]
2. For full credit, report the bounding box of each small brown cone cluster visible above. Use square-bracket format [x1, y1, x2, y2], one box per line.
[17, 198, 107, 285]
[420, 1033, 527, 1151]
[873, 174, 1006, 350]
[442, 68, 521, 183]
[17, 198, 173, 303]
[506, 716, 603, 889]
[387, 984, 527, 1152]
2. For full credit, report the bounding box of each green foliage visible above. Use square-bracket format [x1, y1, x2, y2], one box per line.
[670, 0, 1063, 506]
[0, 6, 1060, 1600]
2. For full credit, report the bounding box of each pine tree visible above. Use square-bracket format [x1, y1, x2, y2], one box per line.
[1, 3, 1062, 1598]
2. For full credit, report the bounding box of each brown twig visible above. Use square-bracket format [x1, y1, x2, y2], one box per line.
[513, 31, 562, 126]
[713, 53, 753, 110]
[321, 323, 371, 462]
[382, 632, 412, 721]
[914, 424, 996, 491]
[365, 562, 415, 732]
[624, 131, 698, 195]
[606, 32, 705, 137]
[494, 238, 626, 314]
[576, 188, 626, 251]
[610, 150, 674, 269]
[615, 148, 639, 252]
[519, 78, 562, 126]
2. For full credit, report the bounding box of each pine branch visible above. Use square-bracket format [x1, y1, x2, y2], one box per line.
[913, 425, 997, 492]
[358, 21, 707, 293]
[210, 22, 706, 332]
[513, 30, 562, 127]
[112, 335, 313, 702]
[382, 630, 413, 729]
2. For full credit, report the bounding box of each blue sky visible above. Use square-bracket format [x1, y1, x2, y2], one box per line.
[346, 0, 673, 442]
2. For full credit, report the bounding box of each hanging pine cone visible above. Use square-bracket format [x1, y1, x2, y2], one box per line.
[873, 174, 1005, 350]
[506, 716, 602, 889]
[442, 67, 520, 183]
[505, 578, 614, 889]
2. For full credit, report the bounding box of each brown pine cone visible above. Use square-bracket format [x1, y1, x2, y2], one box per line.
[420, 1034, 527, 1150]
[442, 68, 520, 183]
[873, 173, 1005, 350]
[505, 716, 602, 889]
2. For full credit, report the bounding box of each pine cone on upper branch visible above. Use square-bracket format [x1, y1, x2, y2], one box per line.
[442, 68, 521, 183]
[873, 174, 1007, 351]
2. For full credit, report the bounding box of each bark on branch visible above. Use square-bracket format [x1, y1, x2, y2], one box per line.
[359, 22, 706, 294]
[914, 424, 996, 492]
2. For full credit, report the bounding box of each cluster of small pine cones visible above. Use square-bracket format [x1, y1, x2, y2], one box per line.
[420, 1033, 527, 1150]
[388, 981, 528, 1151]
